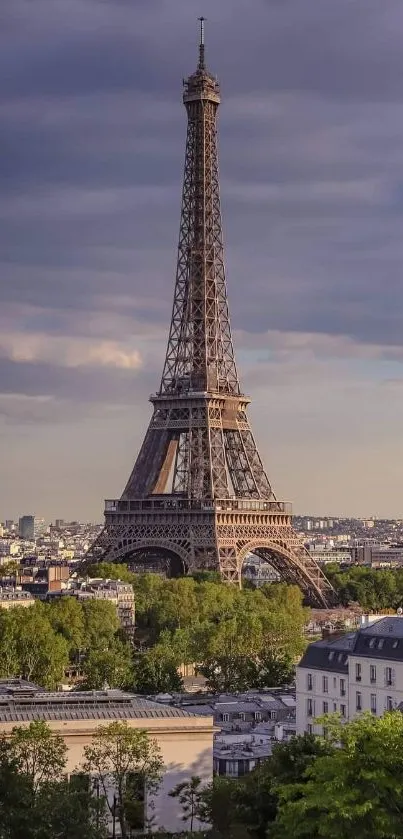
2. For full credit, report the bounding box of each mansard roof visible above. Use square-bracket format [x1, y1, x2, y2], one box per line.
[299, 617, 403, 671]
[298, 634, 354, 672]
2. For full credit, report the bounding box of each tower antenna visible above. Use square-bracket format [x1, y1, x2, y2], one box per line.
[198, 16, 205, 70]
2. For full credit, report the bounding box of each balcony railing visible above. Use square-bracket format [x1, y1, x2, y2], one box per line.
[105, 498, 292, 515]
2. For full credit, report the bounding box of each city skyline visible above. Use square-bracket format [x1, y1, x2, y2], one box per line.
[2, 0, 403, 520]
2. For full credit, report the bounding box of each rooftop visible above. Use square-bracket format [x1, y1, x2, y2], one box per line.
[0, 681, 199, 723]
[298, 633, 356, 672]
[359, 616, 403, 637]
[299, 616, 403, 670]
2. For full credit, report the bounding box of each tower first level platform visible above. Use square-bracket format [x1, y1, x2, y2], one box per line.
[95, 494, 334, 609]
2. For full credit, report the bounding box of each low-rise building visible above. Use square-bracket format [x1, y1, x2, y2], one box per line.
[353, 544, 403, 567]
[297, 615, 403, 735]
[0, 588, 35, 609]
[153, 689, 296, 778]
[67, 578, 135, 634]
[0, 679, 213, 834]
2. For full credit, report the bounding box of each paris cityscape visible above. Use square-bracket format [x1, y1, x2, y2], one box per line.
[2, 1, 403, 837]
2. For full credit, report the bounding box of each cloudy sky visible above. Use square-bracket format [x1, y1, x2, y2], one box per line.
[2, 0, 403, 522]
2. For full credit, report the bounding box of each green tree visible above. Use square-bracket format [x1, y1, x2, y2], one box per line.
[33, 779, 107, 839]
[82, 721, 163, 839]
[10, 720, 67, 794]
[82, 599, 120, 649]
[85, 562, 136, 584]
[274, 713, 403, 839]
[10, 604, 69, 688]
[0, 736, 33, 839]
[48, 596, 85, 658]
[133, 645, 184, 694]
[0, 728, 107, 839]
[202, 733, 333, 839]
[82, 637, 133, 690]
[169, 775, 207, 832]
[0, 611, 19, 679]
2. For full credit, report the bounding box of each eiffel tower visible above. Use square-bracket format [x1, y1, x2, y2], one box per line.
[87, 21, 335, 608]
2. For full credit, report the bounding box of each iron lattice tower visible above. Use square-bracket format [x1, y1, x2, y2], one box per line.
[87, 22, 335, 608]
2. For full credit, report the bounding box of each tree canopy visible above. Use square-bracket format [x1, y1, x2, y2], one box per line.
[0, 568, 309, 693]
[274, 712, 403, 839]
[325, 563, 403, 611]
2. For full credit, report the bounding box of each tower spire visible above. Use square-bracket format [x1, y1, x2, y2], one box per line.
[198, 16, 205, 70]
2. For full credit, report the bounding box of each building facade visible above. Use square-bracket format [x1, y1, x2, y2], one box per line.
[297, 616, 403, 734]
[0, 680, 213, 834]
[67, 578, 135, 635]
[18, 516, 46, 541]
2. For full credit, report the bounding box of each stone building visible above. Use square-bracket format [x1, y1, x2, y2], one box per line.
[0, 679, 213, 834]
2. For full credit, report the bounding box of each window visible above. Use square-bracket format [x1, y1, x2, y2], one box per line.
[385, 667, 394, 687]
[254, 712, 262, 721]
[333, 702, 337, 713]
[238, 713, 246, 721]
[356, 691, 362, 711]
[307, 698, 313, 717]
[355, 663, 361, 682]
[307, 673, 313, 691]
[378, 639, 384, 650]
[227, 761, 238, 777]
[323, 701, 329, 714]
[323, 676, 329, 694]
[307, 723, 313, 734]
[370, 694, 377, 714]
[333, 677, 337, 688]
[328, 651, 334, 661]
[370, 665, 376, 684]
[392, 640, 399, 649]
[369, 637, 376, 648]
[340, 704, 346, 718]
[340, 678, 346, 697]
[222, 713, 229, 722]
[386, 696, 394, 712]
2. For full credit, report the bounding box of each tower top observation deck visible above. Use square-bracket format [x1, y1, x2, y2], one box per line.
[183, 17, 220, 106]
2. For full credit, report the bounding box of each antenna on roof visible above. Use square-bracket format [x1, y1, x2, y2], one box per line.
[198, 16, 206, 70]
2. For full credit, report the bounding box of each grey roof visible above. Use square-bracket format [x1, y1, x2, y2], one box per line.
[359, 617, 403, 637]
[298, 634, 355, 672]
[353, 617, 403, 660]
[299, 617, 403, 672]
[216, 701, 268, 714]
[214, 741, 272, 760]
[0, 686, 203, 723]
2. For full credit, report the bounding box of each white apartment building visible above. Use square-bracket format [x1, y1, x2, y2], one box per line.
[296, 616, 403, 734]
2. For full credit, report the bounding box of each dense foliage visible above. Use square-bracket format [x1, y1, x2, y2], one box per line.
[0, 597, 132, 690]
[0, 719, 163, 839]
[0, 722, 106, 839]
[94, 566, 308, 692]
[201, 713, 403, 839]
[0, 568, 309, 692]
[5, 715, 403, 838]
[325, 563, 403, 611]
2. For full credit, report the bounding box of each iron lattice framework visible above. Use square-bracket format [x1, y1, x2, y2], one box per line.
[86, 22, 335, 608]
